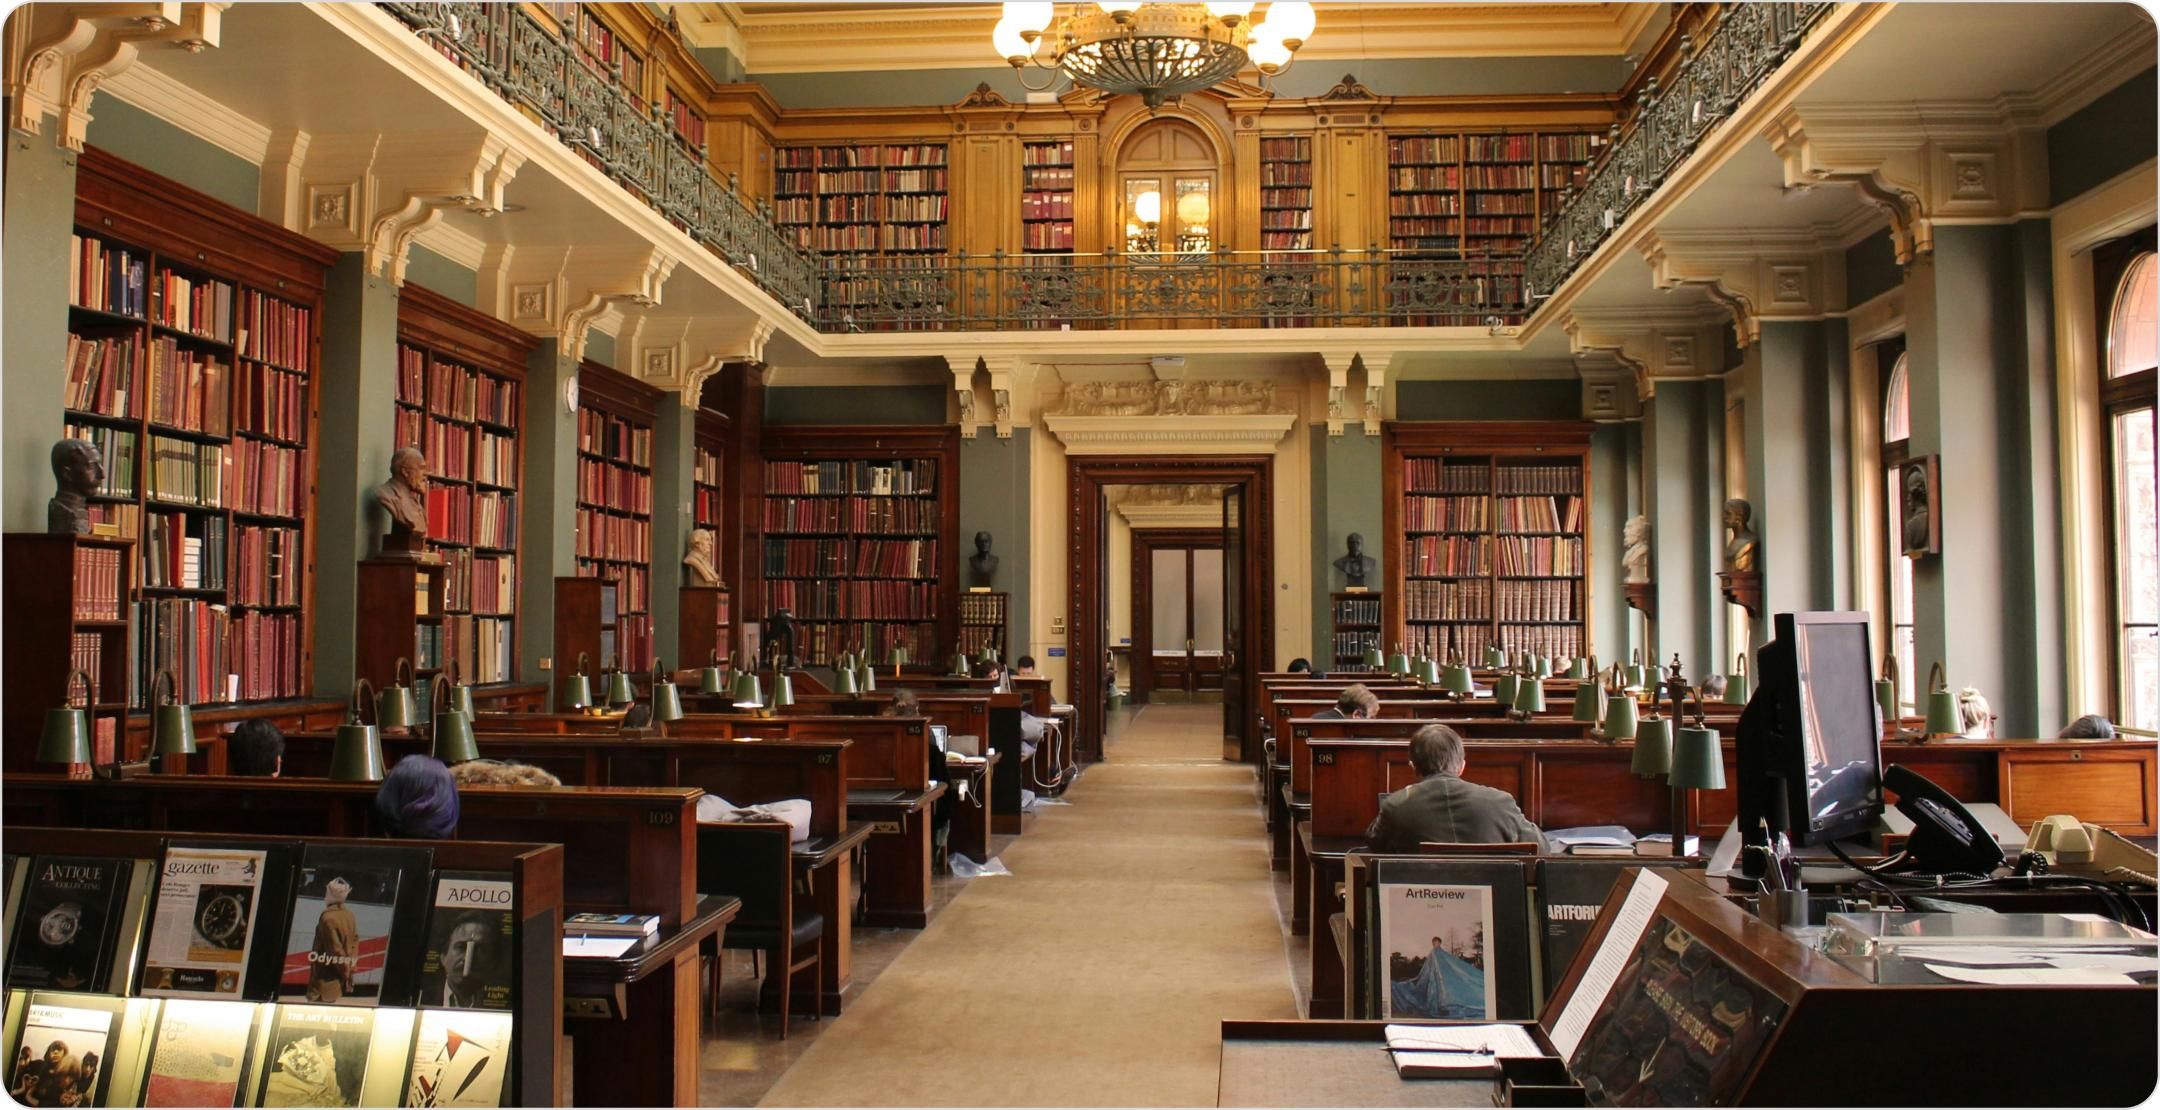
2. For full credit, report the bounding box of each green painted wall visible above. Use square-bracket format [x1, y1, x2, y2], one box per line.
[752, 55, 1626, 109]
[3, 137, 77, 532]
[1309, 426, 1382, 665]
[2049, 66, 2157, 206]
[651, 395, 694, 667]
[1744, 320, 1848, 638]
[1395, 379, 1580, 420]
[521, 341, 581, 693]
[84, 96, 258, 215]
[693, 45, 746, 84]
[404, 246, 478, 308]
[584, 329, 616, 371]
[959, 430, 1032, 660]
[1641, 381, 1726, 676]
[313, 255, 402, 696]
[765, 385, 947, 425]
[1846, 228, 1902, 308]
[1589, 423, 1635, 668]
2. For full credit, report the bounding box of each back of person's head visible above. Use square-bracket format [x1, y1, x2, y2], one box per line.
[375, 756, 459, 839]
[1699, 674, 1728, 699]
[973, 660, 1003, 680]
[1015, 655, 1038, 673]
[1336, 683, 1379, 719]
[1287, 658, 1312, 673]
[451, 758, 562, 788]
[227, 718, 285, 777]
[2059, 713, 2117, 739]
[1409, 724, 1467, 778]
[887, 689, 921, 717]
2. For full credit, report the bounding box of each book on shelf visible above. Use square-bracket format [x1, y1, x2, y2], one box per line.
[140, 997, 263, 1107]
[237, 290, 312, 370]
[9, 993, 131, 1107]
[275, 844, 434, 1007]
[72, 544, 125, 621]
[5, 855, 149, 994]
[257, 1004, 381, 1108]
[154, 266, 235, 340]
[71, 233, 148, 316]
[141, 841, 298, 1002]
[405, 1008, 515, 1108]
[417, 871, 515, 1011]
[64, 332, 138, 417]
[563, 912, 659, 937]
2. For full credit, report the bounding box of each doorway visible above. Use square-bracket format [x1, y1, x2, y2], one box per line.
[1132, 528, 1227, 701]
[1070, 455, 1274, 764]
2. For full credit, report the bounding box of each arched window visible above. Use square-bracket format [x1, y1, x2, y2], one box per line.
[2103, 251, 2157, 729]
[1880, 346, 1916, 711]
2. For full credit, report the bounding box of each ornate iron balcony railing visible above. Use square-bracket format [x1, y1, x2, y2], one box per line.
[378, 1, 1835, 335]
[1522, 2, 1837, 304]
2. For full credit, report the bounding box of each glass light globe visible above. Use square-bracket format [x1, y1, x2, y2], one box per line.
[1003, 1, 1054, 34]
[1134, 189, 1162, 224]
[1264, 0, 1314, 45]
[1249, 31, 1292, 73]
[992, 17, 1032, 61]
[1205, 1, 1256, 22]
[1176, 190, 1211, 226]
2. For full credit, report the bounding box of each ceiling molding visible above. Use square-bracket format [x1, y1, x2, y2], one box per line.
[2013, 17, 2158, 128]
[101, 59, 271, 164]
[1042, 413, 1297, 455]
[738, 3, 1651, 74]
[411, 218, 488, 271]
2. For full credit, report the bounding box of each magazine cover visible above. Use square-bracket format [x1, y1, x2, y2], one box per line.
[258, 1005, 376, 1108]
[403, 1009, 514, 1108]
[1568, 915, 1789, 1107]
[1379, 882, 1497, 1019]
[416, 872, 515, 1011]
[140, 999, 260, 1107]
[142, 846, 270, 1001]
[5, 856, 134, 994]
[1536, 859, 1703, 1004]
[277, 846, 431, 1006]
[8, 993, 128, 1108]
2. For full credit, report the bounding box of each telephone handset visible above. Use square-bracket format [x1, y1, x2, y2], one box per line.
[1883, 763, 2005, 874]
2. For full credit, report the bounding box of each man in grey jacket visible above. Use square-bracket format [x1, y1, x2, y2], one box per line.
[1367, 724, 1547, 852]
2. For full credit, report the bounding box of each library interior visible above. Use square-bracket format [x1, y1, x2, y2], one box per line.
[4, 0, 2160, 1106]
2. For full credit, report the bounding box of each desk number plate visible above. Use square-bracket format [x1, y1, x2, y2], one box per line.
[870, 820, 901, 834]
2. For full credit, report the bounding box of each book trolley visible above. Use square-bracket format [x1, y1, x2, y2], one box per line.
[2, 827, 563, 1107]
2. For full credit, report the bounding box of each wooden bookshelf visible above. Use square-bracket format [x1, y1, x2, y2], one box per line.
[772, 141, 949, 259]
[1021, 139, 1076, 255]
[760, 425, 959, 666]
[1383, 422, 1593, 664]
[3, 534, 136, 769]
[394, 285, 533, 687]
[959, 591, 1009, 661]
[574, 361, 659, 672]
[1259, 134, 1314, 253]
[1384, 127, 1604, 324]
[1329, 591, 1382, 673]
[552, 575, 618, 708]
[65, 147, 335, 714]
[665, 85, 707, 151]
[355, 556, 446, 698]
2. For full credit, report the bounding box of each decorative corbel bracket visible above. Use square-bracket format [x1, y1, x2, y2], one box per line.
[1317, 350, 1358, 437]
[980, 355, 1021, 439]
[1637, 229, 1845, 348]
[8, 3, 224, 151]
[291, 130, 528, 285]
[943, 355, 981, 437]
[1763, 103, 2044, 266]
[686, 318, 775, 404]
[557, 246, 681, 363]
[1361, 354, 1393, 436]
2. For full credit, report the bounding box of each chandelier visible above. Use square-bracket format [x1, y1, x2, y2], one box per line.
[993, 2, 1316, 109]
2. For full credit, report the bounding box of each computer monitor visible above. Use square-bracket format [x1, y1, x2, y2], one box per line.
[1736, 611, 1886, 878]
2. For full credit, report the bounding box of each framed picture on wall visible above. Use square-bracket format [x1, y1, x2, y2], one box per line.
[1899, 455, 1940, 557]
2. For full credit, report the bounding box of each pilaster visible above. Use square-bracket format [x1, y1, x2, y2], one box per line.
[313, 254, 402, 696]
[519, 339, 581, 686]
[2, 135, 77, 532]
[650, 393, 695, 670]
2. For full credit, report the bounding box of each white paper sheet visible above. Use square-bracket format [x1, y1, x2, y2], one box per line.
[1546, 867, 1669, 1061]
[1924, 963, 2135, 986]
[1385, 1023, 1546, 1058]
[562, 935, 640, 959]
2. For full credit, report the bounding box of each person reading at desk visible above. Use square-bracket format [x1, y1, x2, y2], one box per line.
[1313, 684, 1378, 721]
[1367, 724, 1547, 852]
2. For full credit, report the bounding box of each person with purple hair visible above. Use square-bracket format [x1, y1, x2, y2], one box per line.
[373, 756, 460, 839]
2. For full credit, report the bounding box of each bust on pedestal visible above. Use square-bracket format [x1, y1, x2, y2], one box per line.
[968, 531, 999, 589]
[684, 529, 722, 587]
[373, 447, 438, 564]
[1717, 498, 1761, 616]
[47, 439, 104, 534]
[1333, 533, 1376, 589]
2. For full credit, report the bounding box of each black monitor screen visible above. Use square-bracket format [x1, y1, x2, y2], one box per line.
[1790, 618, 1883, 840]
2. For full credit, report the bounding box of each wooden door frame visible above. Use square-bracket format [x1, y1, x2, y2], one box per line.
[1130, 527, 1225, 702]
[1070, 455, 1274, 762]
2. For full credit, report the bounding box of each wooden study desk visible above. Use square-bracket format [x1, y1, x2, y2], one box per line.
[564, 893, 741, 1107]
[947, 750, 1001, 864]
[848, 783, 949, 927]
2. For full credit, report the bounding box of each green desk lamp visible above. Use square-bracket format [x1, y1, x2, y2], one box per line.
[1511, 672, 1546, 718]
[1440, 654, 1476, 699]
[856, 656, 877, 693]
[444, 660, 477, 719]
[1573, 673, 1606, 724]
[733, 668, 764, 711]
[888, 645, 911, 674]
[1493, 668, 1519, 709]
[1598, 671, 1638, 741]
[1387, 643, 1412, 676]
[38, 669, 94, 774]
[769, 664, 796, 710]
[1875, 655, 1902, 737]
[562, 653, 593, 711]
[650, 661, 684, 727]
[948, 650, 972, 677]
[699, 652, 729, 696]
[832, 660, 860, 695]
[605, 666, 636, 710]
[1483, 645, 1506, 669]
[332, 679, 386, 782]
[1566, 654, 1590, 680]
[1418, 654, 1443, 687]
[1361, 643, 1385, 671]
[1667, 693, 1726, 856]
[1923, 661, 1960, 739]
[834, 650, 857, 676]
[427, 674, 478, 764]
[150, 669, 197, 761]
[1626, 650, 1649, 691]
[379, 658, 418, 731]
[1632, 711, 1671, 778]
[1725, 653, 1750, 705]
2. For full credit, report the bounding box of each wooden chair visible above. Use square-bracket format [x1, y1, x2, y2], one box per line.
[698, 822, 823, 1038]
[1415, 841, 1540, 855]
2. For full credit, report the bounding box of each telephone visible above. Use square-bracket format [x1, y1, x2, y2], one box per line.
[1882, 763, 2005, 875]
[2027, 814, 2159, 885]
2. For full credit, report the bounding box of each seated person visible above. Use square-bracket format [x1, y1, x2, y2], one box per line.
[450, 758, 562, 787]
[1287, 657, 1312, 674]
[1699, 674, 1728, 700]
[227, 718, 284, 777]
[1014, 655, 1039, 677]
[974, 659, 1011, 693]
[1313, 683, 1378, 721]
[884, 688, 922, 717]
[2060, 713, 2117, 739]
[375, 756, 460, 839]
[1367, 724, 1546, 853]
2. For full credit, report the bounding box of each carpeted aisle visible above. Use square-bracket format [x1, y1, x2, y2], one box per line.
[756, 702, 1299, 1107]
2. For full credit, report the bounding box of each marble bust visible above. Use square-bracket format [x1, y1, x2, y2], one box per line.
[1333, 532, 1377, 587]
[1723, 498, 1759, 574]
[1622, 515, 1651, 585]
[967, 531, 998, 588]
[374, 447, 429, 557]
[47, 438, 104, 535]
[684, 528, 722, 587]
